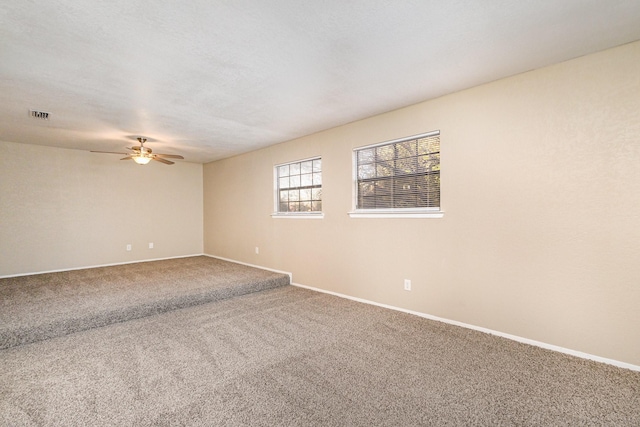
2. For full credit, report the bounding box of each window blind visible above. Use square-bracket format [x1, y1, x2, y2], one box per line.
[355, 132, 440, 210]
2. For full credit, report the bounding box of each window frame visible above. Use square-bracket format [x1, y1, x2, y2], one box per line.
[349, 131, 443, 219]
[271, 156, 324, 219]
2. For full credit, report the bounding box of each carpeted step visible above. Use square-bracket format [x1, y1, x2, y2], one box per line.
[0, 256, 290, 349]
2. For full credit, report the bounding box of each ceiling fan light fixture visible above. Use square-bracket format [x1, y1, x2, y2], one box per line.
[91, 136, 183, 165]
[133, 155, 152, 165]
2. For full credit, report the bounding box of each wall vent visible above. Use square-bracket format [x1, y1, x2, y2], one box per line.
[30, 110, 51, 120]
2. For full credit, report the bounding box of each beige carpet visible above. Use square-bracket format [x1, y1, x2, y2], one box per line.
[1, 284, 639, 426]
[0, 256, 290, 349]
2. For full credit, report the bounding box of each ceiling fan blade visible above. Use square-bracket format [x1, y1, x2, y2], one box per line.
[120, 156, 133, 160]
[91, 150, 129, 155]
[154, 154, 184, 159]
[152, 157, 174, 165]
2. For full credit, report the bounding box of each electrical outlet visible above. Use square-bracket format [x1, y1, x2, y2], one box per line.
[126, 244, 132, 251]
[255, 247, 259, 255]
[149, 243, 154, 249]
[404, 279, 411, 291]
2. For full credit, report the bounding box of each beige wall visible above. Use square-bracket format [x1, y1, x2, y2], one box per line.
[0, 141, 203, 276]
[204, 41, 640, 366]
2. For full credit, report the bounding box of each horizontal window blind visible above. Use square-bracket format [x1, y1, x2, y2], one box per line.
[355, 132, 440, 210]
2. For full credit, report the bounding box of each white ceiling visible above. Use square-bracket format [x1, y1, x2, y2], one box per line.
[2, 1, 640, 164]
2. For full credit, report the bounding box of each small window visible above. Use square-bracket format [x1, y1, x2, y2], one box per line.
[273, 157, 323, 217]
[350, 131, 441, 218]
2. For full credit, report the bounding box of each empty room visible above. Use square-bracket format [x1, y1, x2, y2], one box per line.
[1, 1, 639, 425]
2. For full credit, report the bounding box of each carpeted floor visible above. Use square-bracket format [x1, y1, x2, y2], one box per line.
[0, 256, 290, 349]
[1, 282, 639, 425]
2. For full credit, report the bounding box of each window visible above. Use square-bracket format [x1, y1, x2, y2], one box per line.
[350, 131, 442, 218]
[273, 157, 323, 217]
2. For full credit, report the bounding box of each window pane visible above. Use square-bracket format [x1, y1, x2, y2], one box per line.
[312, 173, 322, 185]
[375, 179, 392, 195]
[301, 161, 313, 174]
[300, 189, 311, 201]
[376, 145, 394, 161]
[279, 177, 289, 189]
[290, 163, 300, 175]
[415, 174, 440, 207]
[360, 196, 376, 209]
[397, 140, 417, 157]
[288, 189, 299, 201]
[290, 175, 301, 187]
[394, 176, 417, 208]
[358, 148, 374, 163]
[417, 154, 438, 173]
[395, 157, 417, 175]
[278, 165, 290, 177]
[358, 164, 375, 179]
[358, 181, 375, 197]
[394, 176, 415, 194]
[313, 159, 322, 172]
[279, 202, 288, 212]
[311, 188, 322, 200]
[311, 201, 322, 211]
[376, 163, 393, 177]
[375, 195, 392, 208]
[418, 137, 439, 155]
[279, 190, 289, 202]
[301, 173, 312, 187]
[300, 201, 312, 211]
[289, 202, 300, 212]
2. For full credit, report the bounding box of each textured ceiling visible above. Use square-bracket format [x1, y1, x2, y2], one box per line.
[2, 1, 640, 163]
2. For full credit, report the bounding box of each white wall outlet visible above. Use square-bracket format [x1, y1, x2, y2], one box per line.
[126, 244, 132, 251]
[149, 242, 154, 249]
[404, 279, 411, 291]
[255, 246, 259, 254]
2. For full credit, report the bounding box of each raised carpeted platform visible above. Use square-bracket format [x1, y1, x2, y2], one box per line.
[0, 256, 290, 349]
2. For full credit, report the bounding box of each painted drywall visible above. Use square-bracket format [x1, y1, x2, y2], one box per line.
[204, 41, 640, 366]
[0, 142, 203, 276]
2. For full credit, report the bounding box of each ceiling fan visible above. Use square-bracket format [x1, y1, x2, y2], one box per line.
[91, 137, 184, 165]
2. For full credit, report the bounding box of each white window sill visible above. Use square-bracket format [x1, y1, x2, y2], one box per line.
[348, 209, 444, 219]
[271, 213, 325, 219]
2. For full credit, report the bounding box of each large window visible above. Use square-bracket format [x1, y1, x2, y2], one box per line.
[351, 131, 441, 217]
[274, 157, 322, 216]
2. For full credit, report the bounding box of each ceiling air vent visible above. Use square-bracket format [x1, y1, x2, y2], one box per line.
[30, 110, 51, 120]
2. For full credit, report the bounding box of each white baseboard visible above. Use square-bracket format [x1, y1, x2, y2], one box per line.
[291, 282, 640, 373]
[203, 254, 292, 283]
[0, 254, 206, 279]
[5, 253, 637, 372]
[200, 253, 640, 372]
